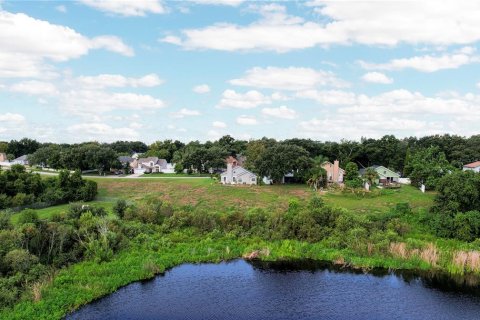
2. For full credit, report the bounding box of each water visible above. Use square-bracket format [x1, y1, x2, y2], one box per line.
[68, 259, 480, 320]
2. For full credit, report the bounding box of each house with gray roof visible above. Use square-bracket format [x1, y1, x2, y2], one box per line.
[131, 157, 174, 174]
[12, 155, 29, 166]
[359, 165, 400, 185]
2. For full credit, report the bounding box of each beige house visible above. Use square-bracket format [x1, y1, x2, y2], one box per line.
[321, 160, 344, 184]
[0, 153, 7, 162]
[131, 157, 174, 174]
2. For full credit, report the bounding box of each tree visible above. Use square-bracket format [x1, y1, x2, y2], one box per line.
[307, 167, 327, 191]
[404, 146, 454, 190]
[7, 138, 40, 158]
[434, 170, 480, 214]
[363, 167, 379, 186]
[344, 162, 363, 188]
[174, 163, 184, 174]
[254, 144, 312, 183]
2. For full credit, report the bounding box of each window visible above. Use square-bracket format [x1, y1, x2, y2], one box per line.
[252, 178, 255, 182]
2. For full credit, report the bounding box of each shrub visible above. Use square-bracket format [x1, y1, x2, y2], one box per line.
[113, 199, 127, 218]
[17, 209, 39, 225]
[4, 249, 39, 273]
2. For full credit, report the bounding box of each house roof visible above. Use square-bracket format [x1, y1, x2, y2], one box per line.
[14, 155, 28, 161]
[220, 165, 256, 177]
[359, 165, 400, 178]
[464, 161, 480, 168]
[118, 156, 134, 163]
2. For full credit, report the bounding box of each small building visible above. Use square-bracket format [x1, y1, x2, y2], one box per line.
[359, 165, 400, 185]
[321, 160, 344, 184]
[221, 163, 257, 185]
[0, 153, 7, 162]
[12, 155, 29, 166]
[118, 156, 134, 166]
[463, 161, 480, 173]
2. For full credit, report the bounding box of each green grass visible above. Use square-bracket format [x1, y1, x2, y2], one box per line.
[10, 201, 115, 225]
[323, 185, 435, 214]
[141, 173, 212, 177]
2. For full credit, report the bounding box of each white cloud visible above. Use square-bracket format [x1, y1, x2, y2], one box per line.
[170, 108, 201, 118]
[0, 113, 26, 123]
[230, 67, 348, 91]
[189, 0, 244, 6]
[61, 90, 165, 116]
[236, 115, 258, 125]
[212, 121, 227, 128]
[76, 73, 163, 88]
[296, 90, 356, 105]
[67, 122, 140, 142]
[9, 80, 58, 96]
[55, 5, 67, 13]
[359, 48, 478, 72]
[217, 89, 272, 109]
[0, 10, 133, 78]
[79, 0, 166, 16]
[163, 1, 480, 52]
[361, 72, 393, 84]
[207, 129, 222, 140]
[296, 88, 480, 140]
[193, 84, 210, 94]
[261, 105, 297, 119]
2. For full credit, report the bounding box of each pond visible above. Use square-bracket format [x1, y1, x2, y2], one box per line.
[68, 259, 480, 320]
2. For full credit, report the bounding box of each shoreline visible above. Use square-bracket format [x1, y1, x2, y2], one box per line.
[3, 235, 480, 320]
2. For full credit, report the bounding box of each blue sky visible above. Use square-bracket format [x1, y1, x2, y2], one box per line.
[1, 0, 479, 143]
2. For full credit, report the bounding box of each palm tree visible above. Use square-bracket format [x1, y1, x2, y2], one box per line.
[307, 167, 327, 191]
[364, 167, 379, 186]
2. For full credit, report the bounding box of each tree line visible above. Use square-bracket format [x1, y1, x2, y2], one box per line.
[1, 134, 479, 185]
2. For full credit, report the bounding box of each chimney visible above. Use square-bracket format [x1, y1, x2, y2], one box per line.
[333, 160, 340, 183]
[227, 163, 233, 184]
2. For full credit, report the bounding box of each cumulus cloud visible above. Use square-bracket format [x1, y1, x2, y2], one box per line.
[76, 73, 163, 88]
[261, 106, 297, 119]
[230, 66, 348, 91]
[217, 89, 272, 109]
[61, 90, 165, 116]
[361, 72, 393, 84]
[236, 115, 258, 125]
[162, 1, 480, 52]
[189, 0, 244, 6]
[67, 122, 140, 142]
[212, 121, 227, 128]
[359, 47, 479, 72]
[193, 84, 211, 94]
[55, 5, 67, 13]
[296, 90, 356, 105]
[0, 112, 27, 139]
[297, 88, 480, 140]
[79, 0, 166, 16]
[8, 80, 59, 96]
[0, 10, 133, 78]
[170, 108, 201, 118]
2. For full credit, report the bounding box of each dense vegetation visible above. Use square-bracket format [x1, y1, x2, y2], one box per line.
[0, 134, 479, 319]
[3, 134, 479, 182]
[0, 165, 96, 210]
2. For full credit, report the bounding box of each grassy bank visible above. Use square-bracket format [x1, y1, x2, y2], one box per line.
[2, 230, 479, 320]
[4, 181, 480, 319]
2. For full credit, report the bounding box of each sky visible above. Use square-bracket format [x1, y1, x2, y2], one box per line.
[1, 0, 480, 144]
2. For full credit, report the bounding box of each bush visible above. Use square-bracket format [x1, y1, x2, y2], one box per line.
[113, 199, 127, 218]
[174, 163, 184, 174]
[17, 209, 39, 225]
[4, 249, 39, 273]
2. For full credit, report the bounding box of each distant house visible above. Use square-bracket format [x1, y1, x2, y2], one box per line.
[321, 160, 344, 184]
[118, 156, 134, 166]
[131, 157, 174, 174]
[12, 155, 29, 166]
[221, 163, 257, 185]
[225, 155, 246, 167]
[359, 165, 400, 185]
[463, 161, 480, 173]
[0, 153, 7, 162]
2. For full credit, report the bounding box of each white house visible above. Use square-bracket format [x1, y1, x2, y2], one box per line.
[12, 155, 29, 166]
[463, 161, 480, 173]
[221, 163, 257, 185]
[131, 157, 174, 174]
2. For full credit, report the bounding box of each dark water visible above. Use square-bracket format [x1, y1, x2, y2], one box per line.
[68, 259, 480, 320]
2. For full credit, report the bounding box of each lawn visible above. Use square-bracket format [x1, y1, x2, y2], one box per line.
[142, 173, 212, 177]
